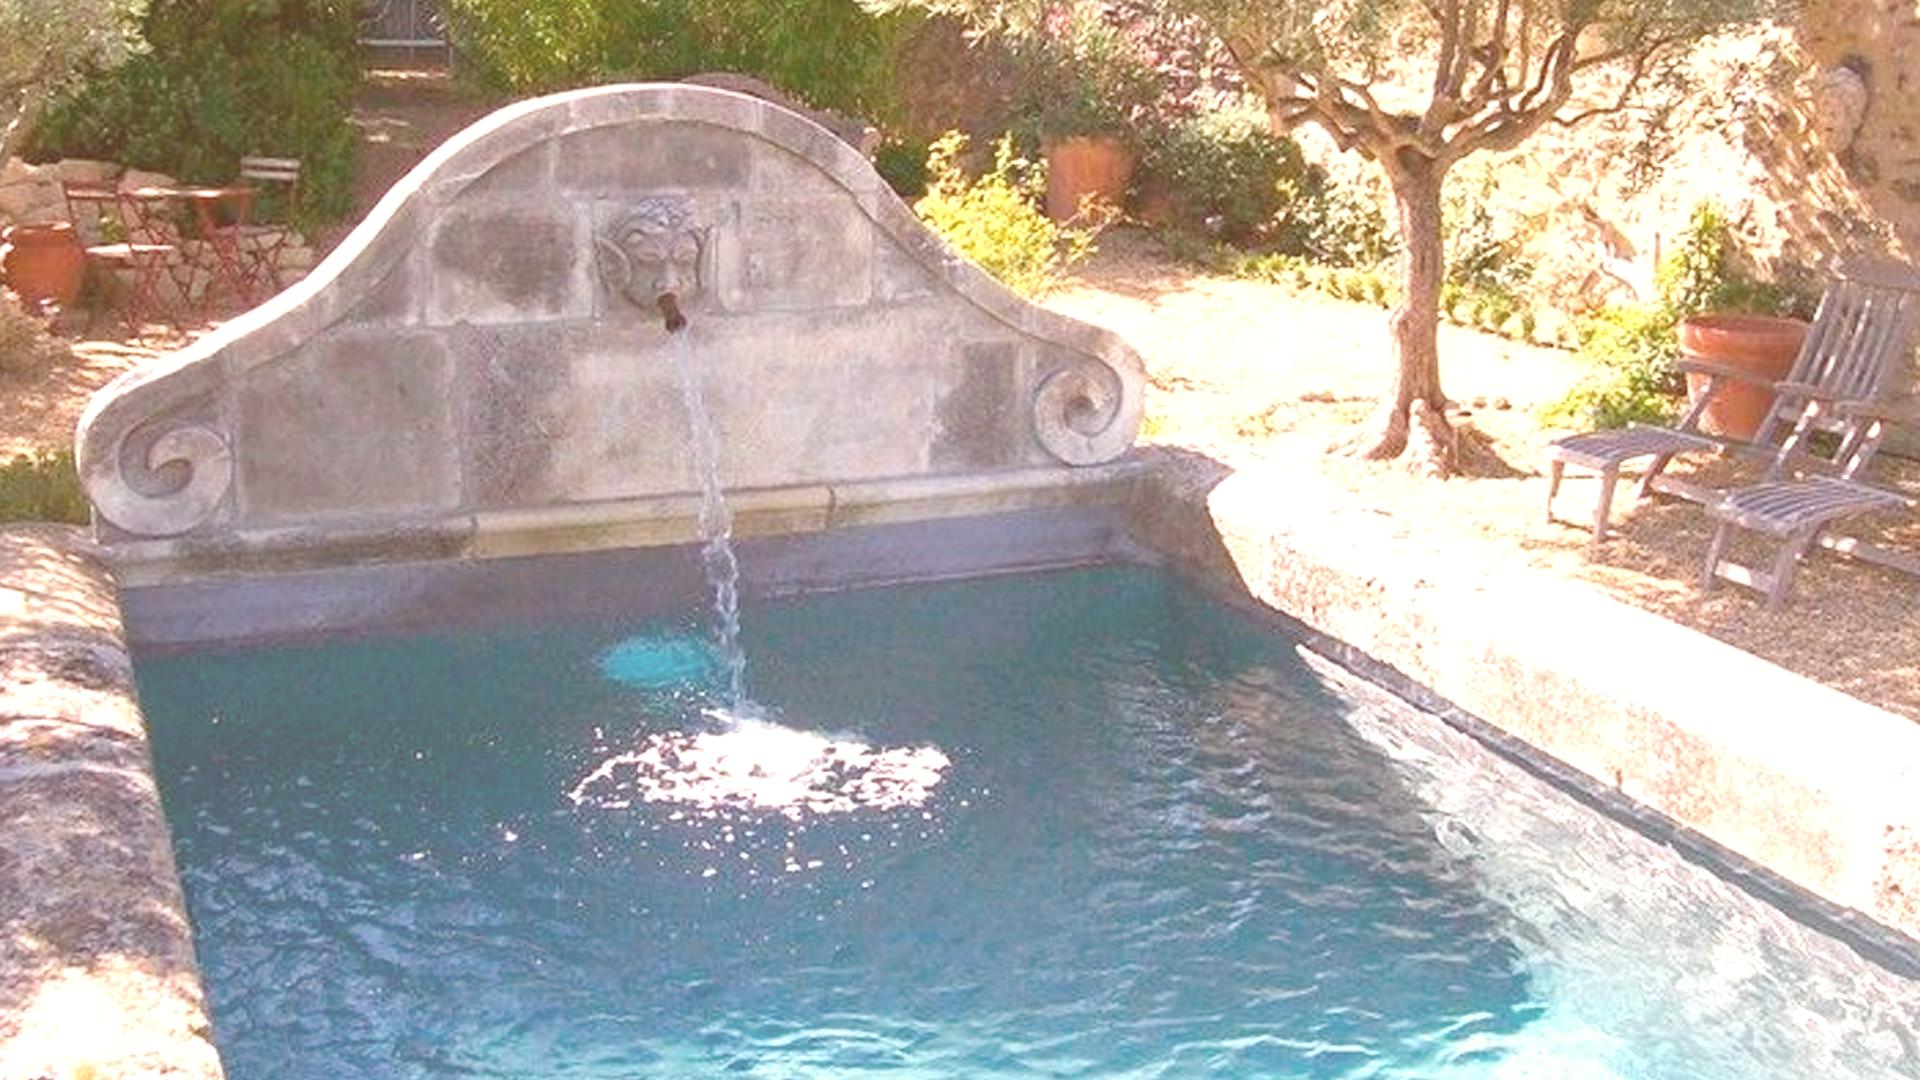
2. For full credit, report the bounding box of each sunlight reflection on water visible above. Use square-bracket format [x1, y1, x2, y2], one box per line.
[568, 707, 951, 821]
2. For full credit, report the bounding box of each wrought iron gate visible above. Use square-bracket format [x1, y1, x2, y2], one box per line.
[359, 0, 448, 49]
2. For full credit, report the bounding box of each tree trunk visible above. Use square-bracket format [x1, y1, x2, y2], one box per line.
[1354, 154, 1455, 476]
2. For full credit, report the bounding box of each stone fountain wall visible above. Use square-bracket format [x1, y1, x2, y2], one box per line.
[76, 84, 1144, 579]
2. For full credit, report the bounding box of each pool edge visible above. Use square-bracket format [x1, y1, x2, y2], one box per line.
[0, 525, 226, 1080]
[1126, 446, 1920, 972]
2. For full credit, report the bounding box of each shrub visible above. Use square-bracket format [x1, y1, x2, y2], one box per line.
[1292, 178, 1395, 269]
[28, 1, 361, 228]
[0, 0, 145, 162]
[1544, 203, 1810, 429]
[1005, 6, 1161, 144]
[914, 131, 1102, 297]
[1444, 178, 1535, 302]
[1137, 101, 1311, 243]
[0, 288, 71, 378]
[875, 137, 932, 198]
[443, 0, 911, 122]
[0, 449, 89, 525]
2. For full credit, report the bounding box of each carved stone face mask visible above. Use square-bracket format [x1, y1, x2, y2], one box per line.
[596, 198, 705, 310]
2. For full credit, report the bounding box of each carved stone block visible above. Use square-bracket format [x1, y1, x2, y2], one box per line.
[236, 333, 460, 522]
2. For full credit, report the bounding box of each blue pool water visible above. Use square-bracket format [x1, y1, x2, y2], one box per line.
[136, 567, 1920, 1078]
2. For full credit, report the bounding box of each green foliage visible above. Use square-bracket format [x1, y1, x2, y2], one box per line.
[0, 449, 89, 525]
[444, 0, 911, 122]
[1292, 179, 1395, 269]
[0, 0, 146, 161]
[1138, 100, 1310, 243]
[1444, 182, 1534, 301]
[1005, 4, 1160, 142]
[29, 1, 360, 226]
[914, 131, 1101, 297]
[1545, 302, 1684, 428]
[1545, 203, 1807, 429]
[1228, 251, 1396, 309]
[0, 288, 71, 376]
[875, 137, 932, 198]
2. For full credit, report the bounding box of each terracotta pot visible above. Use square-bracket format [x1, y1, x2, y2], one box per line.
[1, 222, 85, 312]
[1677, 313, 1809, 440]
[1045, 136, 1134, 224]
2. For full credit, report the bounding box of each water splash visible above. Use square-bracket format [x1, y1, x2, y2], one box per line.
[631, 338, 951, 820]
[568, 707, 951, 821]
[666, 332, 747, 708]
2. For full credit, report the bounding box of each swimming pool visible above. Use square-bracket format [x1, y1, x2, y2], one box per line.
[135, 566, 1920, 1078]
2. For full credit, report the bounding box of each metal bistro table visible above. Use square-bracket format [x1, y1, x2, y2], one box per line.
[124, 185, 261, 316]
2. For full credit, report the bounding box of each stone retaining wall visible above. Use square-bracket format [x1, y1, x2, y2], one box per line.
[1129, 449, 1920, 949]
[0, 525, 223, 1079]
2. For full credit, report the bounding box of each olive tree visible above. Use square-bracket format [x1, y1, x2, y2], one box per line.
[0, 0, 145, 163]
[875, 0, 1790, 474]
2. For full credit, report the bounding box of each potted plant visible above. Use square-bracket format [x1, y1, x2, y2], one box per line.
[1010, 9, 1158, 224]
[1676, 311, 1810, 440]
[1, 221, 86, 313]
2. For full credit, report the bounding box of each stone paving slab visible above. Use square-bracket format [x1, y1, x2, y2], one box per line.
[0, 526, 223, 1080]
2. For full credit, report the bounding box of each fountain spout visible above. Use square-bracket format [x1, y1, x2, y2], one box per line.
[657, 291, 688, 334]
[595, 198, 706, 334]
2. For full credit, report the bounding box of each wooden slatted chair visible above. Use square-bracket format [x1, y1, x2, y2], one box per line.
[1544, 257, 1920, 543]
[1703, 398, 1920, 606]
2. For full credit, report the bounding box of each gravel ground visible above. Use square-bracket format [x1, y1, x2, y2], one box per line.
[1, 329, 186, 460]
[1046, 229, 1920, 721]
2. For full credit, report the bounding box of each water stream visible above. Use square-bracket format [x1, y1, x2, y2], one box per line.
[666, 331, 748, 709]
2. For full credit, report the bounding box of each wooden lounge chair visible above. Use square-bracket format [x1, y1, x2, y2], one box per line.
[1544, 258, 1920, 543]
[1703, 397, 1920, 606]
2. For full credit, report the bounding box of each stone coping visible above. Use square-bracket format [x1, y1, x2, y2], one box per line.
[103, 462, 1141, 587]
[0, 526, 223, 1079]
[1128, 448, 1920, 957]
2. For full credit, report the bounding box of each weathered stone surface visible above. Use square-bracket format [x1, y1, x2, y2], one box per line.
[713, 197, 874, 311]
[932, 341, 1027, 470]
[116, 168, 178, 193]
[54, 158, 121, 186]
[75, 83, 1144, 571]
[1129, 448, 1920, 946]
[425, 202, 592, 324]
[0, 525, 223, 1079]
[235, 331, 460, 522]
[552, 121, 752, 195]
[0, 158, 63, 225]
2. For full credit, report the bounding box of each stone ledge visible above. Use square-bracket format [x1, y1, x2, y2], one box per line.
[107, 463, 1144, 587]
[1128, 449, 1920, 950]
[0, 525, 223, 1079]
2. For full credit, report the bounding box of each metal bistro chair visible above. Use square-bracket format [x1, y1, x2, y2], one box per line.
[1544, 258, 1920, 544]
[228, 156, 303, 297]
[61, 180, 186, 333]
